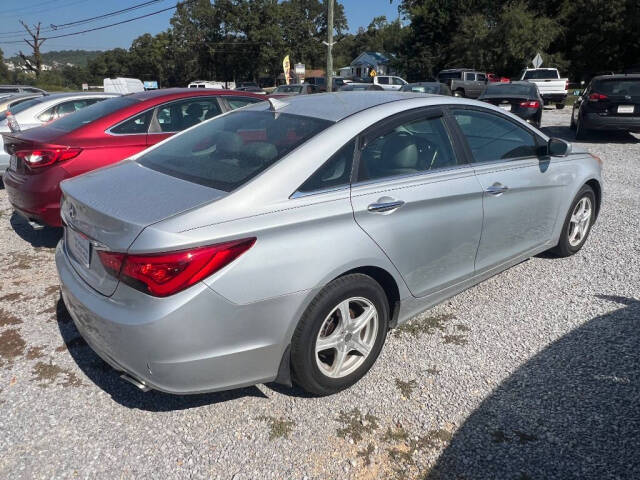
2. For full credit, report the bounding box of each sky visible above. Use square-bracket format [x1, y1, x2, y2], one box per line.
[0, 0, 401, 57]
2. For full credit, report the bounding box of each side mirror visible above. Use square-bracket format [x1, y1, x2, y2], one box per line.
[548, 137, 572, 157]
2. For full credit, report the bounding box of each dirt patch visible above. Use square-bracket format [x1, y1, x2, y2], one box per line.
[395, 379, 418, 399]
[0, 308, 22, 327]
[337, 408, 379, 444]
[0, 293, 24, 302]
[31, 361, 82, 388]
[443, 334, 468, 346]
[0, 328, 26, 362]
[454, 324, 470, 332]
[26, 346, 46, 360]
[357, 442, 376, 466]
[44, 285, 60, 296]
[393, 314, 454, 338]
[9, 252, 40, 270]
[257, 415, 296, 440]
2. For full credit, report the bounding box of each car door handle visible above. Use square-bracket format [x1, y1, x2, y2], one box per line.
[367, 200, 405, 213]
[486, 183, 509, 195]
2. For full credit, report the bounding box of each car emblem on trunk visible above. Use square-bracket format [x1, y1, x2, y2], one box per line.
[625, 95, 631, 100]
[68, 204, 77, 221]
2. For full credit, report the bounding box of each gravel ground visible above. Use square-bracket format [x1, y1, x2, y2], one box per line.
[0, 108, 638, 480]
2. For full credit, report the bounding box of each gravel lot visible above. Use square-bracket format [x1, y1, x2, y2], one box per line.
[0, 108, 638, 480]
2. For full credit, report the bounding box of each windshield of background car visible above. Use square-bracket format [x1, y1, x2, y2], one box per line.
[592, 79, 640, 97]
[48, 96, 138, 132]
[138, 110, 333, 192]
[0, 97, 44, 121]
[484, 84, 536, 96]
[522, 69, 560, 80]
[405, 84, 439, 93]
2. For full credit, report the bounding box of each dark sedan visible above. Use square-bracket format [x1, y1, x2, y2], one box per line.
[479, 81, 543, 128]
[400, 82, 452, 96]
[571, 74, 640, 139]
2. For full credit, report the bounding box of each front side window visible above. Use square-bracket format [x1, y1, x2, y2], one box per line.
[452, 109, 538, 163]
[392, 77, 406, 85]
[110, 110, 153, 135]
[298, 140, 355, 194]
[358, 114, 459, 182]
[138, 111, 332, 192]
[155, 97, 222, 132]
[477, 74, 487, 82]
[227, 96, 263, 110]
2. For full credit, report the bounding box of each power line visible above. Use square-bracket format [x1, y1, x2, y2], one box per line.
[0, 0, 167, 38]
[3, 0, 89, 20]
[0, 2, 187, 45]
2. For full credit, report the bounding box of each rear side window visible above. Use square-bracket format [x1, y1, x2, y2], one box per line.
[358, 114, 459, 182]
[227, 96, 263, 110]
[138, 110, 332, 192]
[38, 98, 102, 123]
[297, 140, 355, 194]
[0, 97, 44, 121]
[49, 96, 139, 132]
[110, 110, 153, 135]
[452, 109, 538, 162]
[377, 77, 389, 85]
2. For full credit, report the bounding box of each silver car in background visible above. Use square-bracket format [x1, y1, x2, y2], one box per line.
[56, 92, 602, 396]
[0, 92, 119, 173]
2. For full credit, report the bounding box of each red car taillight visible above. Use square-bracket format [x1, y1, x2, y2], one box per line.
[588, 93, 608, 102]
[519, 101, 540, 108]
[15, 147, 82, 168]
[97, 238, 256, 297]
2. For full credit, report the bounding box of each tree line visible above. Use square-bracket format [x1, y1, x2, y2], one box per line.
[2, 0, 639, 90]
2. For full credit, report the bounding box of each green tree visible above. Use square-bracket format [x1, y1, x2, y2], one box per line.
[0, 48, 9, 83]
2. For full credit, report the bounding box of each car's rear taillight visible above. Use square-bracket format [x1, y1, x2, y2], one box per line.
[520, 101, 540, 108]
[588, 93, 608, 102]
[15, 147, 82, 168]
[97, 238, 256, 297]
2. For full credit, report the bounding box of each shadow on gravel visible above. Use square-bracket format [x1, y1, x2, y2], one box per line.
[541, 125, 640, 144]
[426, 295, 640, 480]
[10, 212, 62, 248]
[55, 297, 269, 411]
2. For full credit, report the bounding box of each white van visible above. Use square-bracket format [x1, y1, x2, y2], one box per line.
[373, 75, 408, 91]
[103, 77, 145, 94]
[187, 80, 228, 89]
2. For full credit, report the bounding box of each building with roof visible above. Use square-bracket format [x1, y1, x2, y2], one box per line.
[339, 52, 392, 80]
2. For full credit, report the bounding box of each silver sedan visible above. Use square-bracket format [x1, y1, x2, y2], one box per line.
[0, 92, 119, 173]
[56, 92, 602, 395]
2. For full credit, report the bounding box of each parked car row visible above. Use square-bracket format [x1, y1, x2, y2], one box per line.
[2, 88, 601, 397]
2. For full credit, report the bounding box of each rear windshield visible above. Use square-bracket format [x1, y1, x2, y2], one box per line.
[522, 69, 560, 80]
[592, 79, 640, 96]
[49, 96, 138, 132]
[275, 85, 302, 94]
[484, 83, 536, 96]
[138, 110, 332, 191]
[0, 97, 45, 121]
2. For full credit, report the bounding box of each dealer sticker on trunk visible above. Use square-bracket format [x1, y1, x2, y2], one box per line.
[67, 228, 91, 268]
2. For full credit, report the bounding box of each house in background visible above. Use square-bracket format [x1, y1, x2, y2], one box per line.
[339, 52, 392, 80]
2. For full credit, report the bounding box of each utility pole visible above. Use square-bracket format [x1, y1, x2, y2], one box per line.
[325, 0, 334, 92]
[18, 21, 45, 79]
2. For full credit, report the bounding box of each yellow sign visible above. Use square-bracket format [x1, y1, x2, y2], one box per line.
[370, 69, 377, 77]
[283, 55, 291, 85]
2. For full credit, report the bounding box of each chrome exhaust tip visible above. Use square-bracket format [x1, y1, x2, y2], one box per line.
[120, 373, 151, 392]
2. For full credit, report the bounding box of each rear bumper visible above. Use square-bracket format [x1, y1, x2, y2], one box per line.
[3, 167, 64, 227]
[583, 113, 640, 131]
[541, 93, 567, 104]
[56, 242, 308, 394]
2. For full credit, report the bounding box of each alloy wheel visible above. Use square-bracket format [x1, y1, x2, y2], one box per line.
[315, 297, 378, 379]
[568, 196, 592, 247]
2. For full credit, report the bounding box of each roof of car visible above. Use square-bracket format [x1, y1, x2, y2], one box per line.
[592, 74, 640, 81]
[247, 91, 426, 122]
[127, 87, 264, 101]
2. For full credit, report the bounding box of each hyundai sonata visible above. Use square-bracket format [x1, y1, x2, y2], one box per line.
[56, 92, 602, 395]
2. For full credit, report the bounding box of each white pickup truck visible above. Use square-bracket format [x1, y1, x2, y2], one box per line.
[519, 68, 568, 109]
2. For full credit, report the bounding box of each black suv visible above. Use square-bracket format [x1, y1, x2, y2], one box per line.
[571, 74, 640, 139]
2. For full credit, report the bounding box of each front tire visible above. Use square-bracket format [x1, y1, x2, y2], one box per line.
[453, 89, 464, 97]
[556, 103, 565, 110]
[291, 274, 389, 396]
[550, 185, 596, 257]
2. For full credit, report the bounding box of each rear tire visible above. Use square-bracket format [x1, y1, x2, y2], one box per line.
[555, 103, 565, 110]
[291, 274, 389, 396]
[575, 114, 589, 140]
[570, 108, 577, 130]
[453, 89, 464, 98]
[550, 185, 596, 257]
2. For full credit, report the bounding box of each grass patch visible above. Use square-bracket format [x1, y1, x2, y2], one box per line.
[337, 408, 379, 443]
[393, 314, 454, 338]
[443, 334, 468, 346]
[257, 415, 296, 440]
[357, 442, 376, 466]
[395, 379, 418, 399]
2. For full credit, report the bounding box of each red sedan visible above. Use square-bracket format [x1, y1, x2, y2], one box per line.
[3, 88, 265, 227]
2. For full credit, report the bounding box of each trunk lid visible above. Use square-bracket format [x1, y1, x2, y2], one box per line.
[481, 96, 534, 114]
[61, 160, 227, 296]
